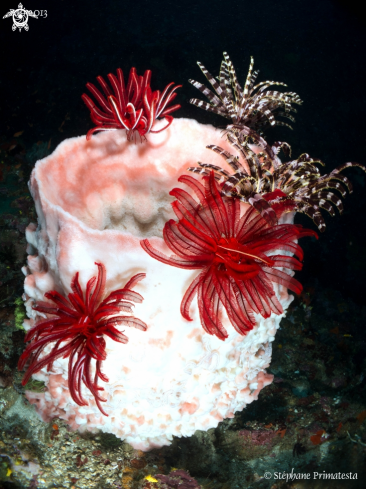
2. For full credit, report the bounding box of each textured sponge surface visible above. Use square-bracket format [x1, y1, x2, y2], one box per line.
[22, 120, 291, 450]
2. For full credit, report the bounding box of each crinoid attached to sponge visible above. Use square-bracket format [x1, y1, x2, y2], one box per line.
[188, 135, 366, 231]
[82, 67, 181, 141]
[189, 52, 302, 135]
[19, 263, 147, 416]
[141, 172, 317, 340]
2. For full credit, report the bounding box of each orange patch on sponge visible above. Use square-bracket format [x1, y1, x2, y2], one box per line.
[310, 429, 326, 445]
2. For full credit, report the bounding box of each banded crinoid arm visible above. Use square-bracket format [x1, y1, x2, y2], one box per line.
[189, 145, 366, 231]
[187, 138, 283, 226]
[226, 125, 278, 167]
[272, 140, 292, 159]
[141, 172, 317, 340]
[18, 263, 147, 416]
[274, 158, 366, 232]
[189, 52, 302, 133]
[273, 154, 325, 192]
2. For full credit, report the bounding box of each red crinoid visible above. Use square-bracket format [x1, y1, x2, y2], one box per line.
[141, 172, 317, 340]
[18, 263, 147, 416]
[82, 67, 181, 141]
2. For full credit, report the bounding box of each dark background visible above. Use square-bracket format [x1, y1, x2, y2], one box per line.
[1, 0, 365, 304]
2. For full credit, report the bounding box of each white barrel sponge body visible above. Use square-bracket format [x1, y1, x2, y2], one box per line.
[22, 119, 292, 450]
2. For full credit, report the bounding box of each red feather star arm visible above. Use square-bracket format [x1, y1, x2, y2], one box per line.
[82, 66, 181, 142]
[141, 172, 317, 340]
[18, 263, 147, 416]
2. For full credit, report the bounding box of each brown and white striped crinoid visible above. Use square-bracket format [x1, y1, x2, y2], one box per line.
[188, 53, 365, 231]
[189, 52, 302, 138]
[188, 129, 365, 232]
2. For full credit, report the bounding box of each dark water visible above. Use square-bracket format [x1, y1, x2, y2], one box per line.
[1, 0, 366, 488]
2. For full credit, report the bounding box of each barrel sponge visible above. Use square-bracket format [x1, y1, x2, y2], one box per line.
[22, 119, 292, 450]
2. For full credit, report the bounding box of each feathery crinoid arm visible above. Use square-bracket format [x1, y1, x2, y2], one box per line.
[141, 172, 316, 340]
[274, 158, 366, 232]
[189, 52, 302, 134]
[18, 263, 147, 416]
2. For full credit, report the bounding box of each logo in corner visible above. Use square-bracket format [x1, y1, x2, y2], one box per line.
[3, 3, 39, 31]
